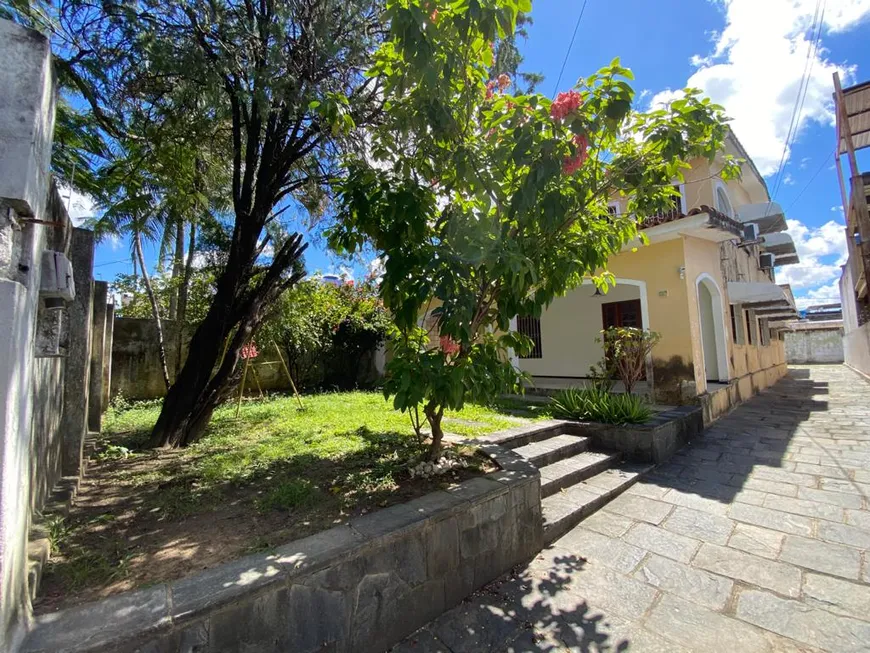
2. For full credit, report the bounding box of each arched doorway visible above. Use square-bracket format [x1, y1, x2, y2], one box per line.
[696, 274, 729, 383]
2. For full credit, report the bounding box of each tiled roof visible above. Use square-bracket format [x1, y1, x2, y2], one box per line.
[638, 204, 743, 236]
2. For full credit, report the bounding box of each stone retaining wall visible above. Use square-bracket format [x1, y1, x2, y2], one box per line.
[22, 445, 542, 653]
[701, 362, 788, 424]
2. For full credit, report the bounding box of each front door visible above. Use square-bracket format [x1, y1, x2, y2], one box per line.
[601, 299, 644, 379]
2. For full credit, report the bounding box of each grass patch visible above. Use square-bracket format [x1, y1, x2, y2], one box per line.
[38, 391, 525, 612]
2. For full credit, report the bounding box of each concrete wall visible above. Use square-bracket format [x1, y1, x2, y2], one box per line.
[110, 318, 291, 400]
[21, 456, 542, 653]
[0, 20, 97, 650]
[843, 321, 870, 378]
[0, 18, 89, 651]
[785, 327, 844, 364]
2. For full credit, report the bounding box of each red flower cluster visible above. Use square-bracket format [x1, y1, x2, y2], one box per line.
[497, 74, 511, 91]
[563, 134, 589, 175]
[240, 342, 259, 360]
[550, 90, 583, 120]
[439, 335, 461, 356]
[485, 79, 496, 100]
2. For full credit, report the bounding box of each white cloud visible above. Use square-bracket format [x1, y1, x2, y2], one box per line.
[368, 256, 385, 281]
[651, 0, 870, 175]
[793, 280, 843, 309]
[777, 218, 848, 307]
[783, 173, 795, 186]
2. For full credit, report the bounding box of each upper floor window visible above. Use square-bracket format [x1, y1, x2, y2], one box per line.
[714, 182, 734, 217]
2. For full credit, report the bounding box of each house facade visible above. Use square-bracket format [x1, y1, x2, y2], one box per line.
[833, 73, 870, 378]
[513, 130, 800, 417]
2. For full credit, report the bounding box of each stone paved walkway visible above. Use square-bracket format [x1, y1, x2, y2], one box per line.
[393, 365, 870, 653]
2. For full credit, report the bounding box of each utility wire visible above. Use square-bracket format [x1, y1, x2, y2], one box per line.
[783, 150, 834, 215]
[94, 258, 130, 268]
[550, 0, 589, 98]
[767, 0, 826, 210]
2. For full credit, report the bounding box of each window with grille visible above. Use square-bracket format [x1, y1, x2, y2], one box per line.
[760, 318, 770, 346]
[745, 309, 754, 345]
[516, 316, 543, 359]
[730, 305, 744, 344]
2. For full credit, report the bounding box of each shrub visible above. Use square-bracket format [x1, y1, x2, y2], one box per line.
[550, 387, 652, 425]
[599, 327, 661, 395]
[259, 278, 390, 391]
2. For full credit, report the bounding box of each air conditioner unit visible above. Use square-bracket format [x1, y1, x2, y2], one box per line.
[40, 250, 76, 301]
[759, 252, 775, 270]
[743, 223, 760, 241]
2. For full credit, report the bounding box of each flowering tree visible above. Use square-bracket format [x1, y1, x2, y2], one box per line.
[329, 0, 738, 460]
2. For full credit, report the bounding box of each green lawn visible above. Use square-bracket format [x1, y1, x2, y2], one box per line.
[99, 391, 528, 517]
[38, 391, 528, 610]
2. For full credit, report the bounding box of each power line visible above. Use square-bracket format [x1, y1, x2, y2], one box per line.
[768, 0, 826, 206]
[94, 258, 130, 268]
[783, 150, 834, 215]
[550, 0, 589, 98]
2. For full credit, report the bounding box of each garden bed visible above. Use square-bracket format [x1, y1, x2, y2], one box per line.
[36, 392, 521, 613]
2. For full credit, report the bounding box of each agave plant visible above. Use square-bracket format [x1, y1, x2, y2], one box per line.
[550, 387, 652, 425]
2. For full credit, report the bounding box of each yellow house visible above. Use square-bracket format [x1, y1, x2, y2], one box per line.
[512, 130, 800, 419]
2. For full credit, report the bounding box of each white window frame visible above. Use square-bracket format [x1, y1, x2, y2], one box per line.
[677, 182, 688, 214]
[714, 180, 734, 217]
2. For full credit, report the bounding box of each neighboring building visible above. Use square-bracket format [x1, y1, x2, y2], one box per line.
[803, 303, 843, 321]
[783, 320, 844, 364]
[512, 129, 799, 420]
[833, 73, 870, 378]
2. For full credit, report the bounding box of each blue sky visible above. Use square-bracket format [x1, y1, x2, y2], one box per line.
[73, 0, 870, 308]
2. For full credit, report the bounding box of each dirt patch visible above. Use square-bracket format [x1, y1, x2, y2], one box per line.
[36, 441, 493, 614]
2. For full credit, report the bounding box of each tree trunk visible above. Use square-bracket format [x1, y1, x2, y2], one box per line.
[149, 233, 306, 448]
[424, 403, 445, 461]
[174, 222, 196, 376]
[135, 232, 172, 390]
[168, 216, 184, 320]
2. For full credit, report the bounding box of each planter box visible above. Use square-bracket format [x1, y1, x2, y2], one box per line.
[563, 407, 704, 464]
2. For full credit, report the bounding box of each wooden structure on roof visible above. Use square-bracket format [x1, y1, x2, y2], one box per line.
[834, 73, 870, 324]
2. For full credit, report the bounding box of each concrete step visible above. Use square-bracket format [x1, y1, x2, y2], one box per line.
[542, 462, 653, 544]
[539, 451, 622, 498]
[512, 434, 590, 468]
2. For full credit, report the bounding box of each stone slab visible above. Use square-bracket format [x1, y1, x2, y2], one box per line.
[728, 502, 815, 537]
[662, 506, 735, 545]
[645, 593, 770, 653]
[578, 509, 636, 538]
[726, 523, 784, 560]
[623, 522, 700, 564]
[693, 542, 802, 597]
[24, 586, 169, 653]
[556, 526, 646, 574]
[634, 553, 734, 612]
[605, 493, 674, 525]
[779, 535, 862, 580]
[736, 589, 870, 653]
[803, 572, 870, 620]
